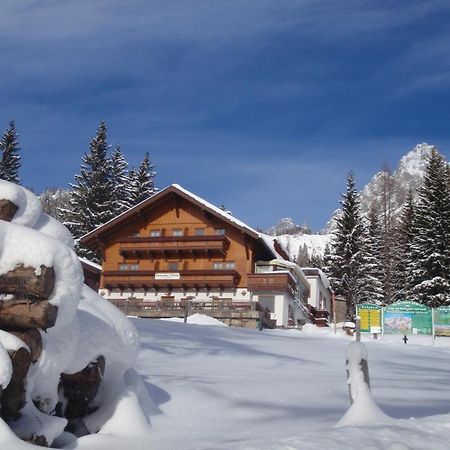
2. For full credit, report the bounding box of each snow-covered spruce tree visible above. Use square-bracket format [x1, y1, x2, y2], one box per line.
[40, 187, 72, 222]
[62, 122, 115, 261]
[128, 151, 157, 206]
[358, 204, 385, 305]
[407, 150, 450, 307]
[0, 120, 21, 184]
[378, 167, 397, 304]
[391, 189, 416, 301]
[325, 173, 367, 320]
[109, 145, 130, 214]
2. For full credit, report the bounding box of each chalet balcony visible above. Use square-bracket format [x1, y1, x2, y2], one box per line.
[102, 269, 240, 290]
[118, 235, 230, 258]
[247, 272, 296, 294]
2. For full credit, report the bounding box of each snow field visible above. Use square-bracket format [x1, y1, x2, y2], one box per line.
[134, 318, 450, 450]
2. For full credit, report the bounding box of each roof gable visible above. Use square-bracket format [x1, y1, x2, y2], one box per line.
[80, 184, 264, 251]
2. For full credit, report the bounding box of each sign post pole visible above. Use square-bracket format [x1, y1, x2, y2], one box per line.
[432, 307, 435, 345]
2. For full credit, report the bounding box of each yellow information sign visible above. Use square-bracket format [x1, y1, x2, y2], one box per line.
[357, 304, 381, 333]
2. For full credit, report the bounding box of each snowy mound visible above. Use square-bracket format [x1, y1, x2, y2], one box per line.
[162, 313, 228, 326]
[0, 181, 152, 448]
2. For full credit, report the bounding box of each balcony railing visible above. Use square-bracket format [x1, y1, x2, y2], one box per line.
[247, 271, 296, 294]
[103, 269, 240, 290]
[117, 235, 230, 258]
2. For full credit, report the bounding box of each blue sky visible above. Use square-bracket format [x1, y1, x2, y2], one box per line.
[1, 1, 450, 231]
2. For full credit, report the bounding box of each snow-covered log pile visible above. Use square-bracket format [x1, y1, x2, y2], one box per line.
[0, 180, 151, 448]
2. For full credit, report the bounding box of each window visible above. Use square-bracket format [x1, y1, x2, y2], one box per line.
[150, 230, 161, 237]
[195, 228, 205, 236]
[119, 263, 139, 271]
[172, 229, 184, 237]
[213, 261, 235, 270]
[215, 228, 226, 236]
[168, 262, 179, 271]
[129, 231, 140, 237]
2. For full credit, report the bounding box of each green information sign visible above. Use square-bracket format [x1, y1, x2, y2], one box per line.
[434, 306, 450, 337]
[384, 301, 432, 335]
[357, 304, 381, 333]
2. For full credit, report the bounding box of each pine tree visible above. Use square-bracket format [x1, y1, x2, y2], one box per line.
[109, 145, 130, 214]
[62, 122, 114, 261]
[128, 152, 156, 206]
[40, 188, 71, 222]
[392, 189, 416, 301]
[407, 150, 450, 307]
[0, 121, 21, 184]
[325, 173, 367, 320]
[379, 167, 396, 303]
[358, 203, 385, 305]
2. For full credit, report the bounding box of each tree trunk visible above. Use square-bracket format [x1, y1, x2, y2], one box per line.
[0, 265, 55, 299]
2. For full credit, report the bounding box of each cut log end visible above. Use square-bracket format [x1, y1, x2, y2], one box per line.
[60, 356, 105, 421]
[1, 347, 31, 421]
[0, 199, 18, 222]
[8, 329, 42, 363]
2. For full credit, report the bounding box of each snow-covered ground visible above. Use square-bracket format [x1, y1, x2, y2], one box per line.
[134, 318, 450, 450]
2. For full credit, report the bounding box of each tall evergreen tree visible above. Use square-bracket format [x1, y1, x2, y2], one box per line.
[392, 189, 416, 301]
[109, 145, 130, 214]
[128, 152, 156, 206]
[62, 122, 114, 260]
[358, 203, 385, 305]
[379, 167, 396, 303]
[407, 150, 450, 307]
[325, 173, 367, 320]
[0, 121, 21, 184]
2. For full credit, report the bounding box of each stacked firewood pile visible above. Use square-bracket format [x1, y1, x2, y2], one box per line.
[0, 199, 105, 446]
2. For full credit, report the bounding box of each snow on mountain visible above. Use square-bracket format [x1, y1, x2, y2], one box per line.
[273, 232, 331, 262]
[266, 217, 311, 236]
[359, 142, 436, 218]
[323, 143, 438, 235]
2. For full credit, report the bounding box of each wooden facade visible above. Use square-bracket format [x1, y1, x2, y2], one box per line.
[80, 185, 310, 328]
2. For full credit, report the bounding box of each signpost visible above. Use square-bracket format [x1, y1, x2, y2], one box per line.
[383, 301, 432, 335]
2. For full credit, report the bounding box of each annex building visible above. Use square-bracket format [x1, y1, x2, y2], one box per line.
[80, 184, 312, 328]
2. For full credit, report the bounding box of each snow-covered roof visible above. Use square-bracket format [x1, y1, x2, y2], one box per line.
[79, 257, 102, 272]
[258, 259, 309, 287]
[170, 184, 260, 238]
[80, 184, 273, 254]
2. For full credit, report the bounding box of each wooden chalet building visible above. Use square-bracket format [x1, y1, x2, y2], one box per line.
[80, 184, 310, 328]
